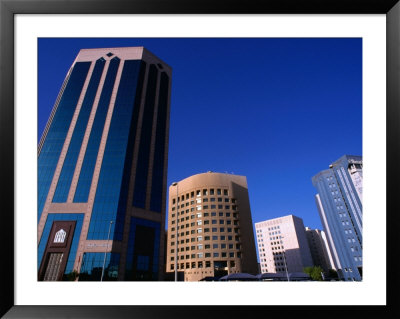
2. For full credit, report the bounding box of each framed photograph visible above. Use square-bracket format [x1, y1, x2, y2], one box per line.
[1, 0, 398, 317]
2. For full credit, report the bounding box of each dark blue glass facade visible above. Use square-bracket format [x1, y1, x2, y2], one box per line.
[79, 252, 120, 281]
[87, 60, 145, 240]
[53, 59, 106, 202]
[38, 49, 170, 282]
[73, 57, 120, 203]
[38, 62, 91, 221]
[125, 217, 160, 281]
[37, 213, 84, 275]
[150, 72, 170, 212]
[132, 64, 158, 209]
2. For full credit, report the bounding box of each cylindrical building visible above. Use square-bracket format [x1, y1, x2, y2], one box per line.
[166, 172, 258, 281]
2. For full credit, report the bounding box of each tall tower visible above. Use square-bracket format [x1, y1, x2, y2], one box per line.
[37, 47, 172, 281]
[255, 215, 313, 274]
[312, 155, 363, 281]
[166, 172, 258, 281]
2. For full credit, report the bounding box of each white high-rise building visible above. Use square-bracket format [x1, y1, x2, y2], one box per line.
[255, 215, 313, 274]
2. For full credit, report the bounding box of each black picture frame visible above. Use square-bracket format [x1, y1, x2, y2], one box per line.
[1, 0, 398, 318]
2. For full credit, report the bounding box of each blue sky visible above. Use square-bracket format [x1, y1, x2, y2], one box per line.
[38, 38, 362, 232]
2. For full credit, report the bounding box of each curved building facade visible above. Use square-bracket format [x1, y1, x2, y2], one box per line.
[166, 172, 258, 281]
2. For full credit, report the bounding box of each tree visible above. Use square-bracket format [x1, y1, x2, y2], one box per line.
[303, 266, 324, 281]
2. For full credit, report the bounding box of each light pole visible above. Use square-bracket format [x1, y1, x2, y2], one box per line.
[171, 182, 178, 281]
[101, 220, 113, 281]
[282, 250, 290, 281]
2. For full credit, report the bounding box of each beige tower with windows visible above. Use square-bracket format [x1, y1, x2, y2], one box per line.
[166, 172, 258, 281]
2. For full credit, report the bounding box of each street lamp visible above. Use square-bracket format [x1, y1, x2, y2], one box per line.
[282, 250, 290, 281]
[171, 182, 178, 281]
[101, 220, 113, 282]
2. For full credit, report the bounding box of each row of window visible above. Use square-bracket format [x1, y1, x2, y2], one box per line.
[171, 227, 239, 237]
[172, 218, 239, 227]
[172, 204, 236, 211]
[172, 189, 229, 204]
[171, 243, 240, 253]
[175, 197, 235, 207]
[170, 251, 241, 261]
[171, 219, 239, 232]
[172, 212, 238, 219]
[275, 262, 286, 267]
[170, 260, 236, 270]
[170, 235, 240, 244]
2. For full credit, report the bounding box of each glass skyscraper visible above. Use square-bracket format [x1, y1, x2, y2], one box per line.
[37, 47, 171, 281]
[312, 155, 362, 281]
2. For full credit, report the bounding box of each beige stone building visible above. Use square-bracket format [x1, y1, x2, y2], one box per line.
[166, 172, 258, 281]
